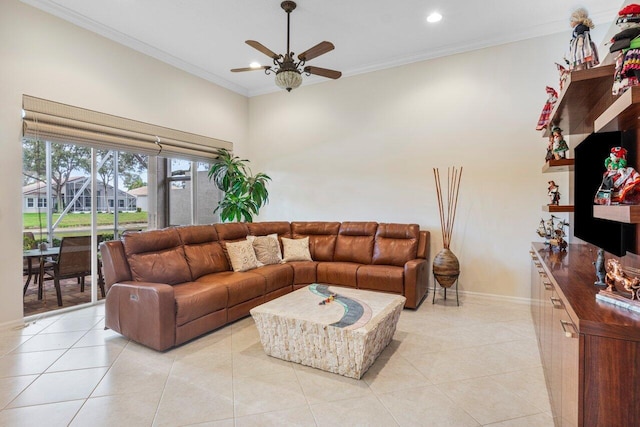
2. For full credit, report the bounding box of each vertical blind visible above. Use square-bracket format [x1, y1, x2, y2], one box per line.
[22, 95, 232, 160]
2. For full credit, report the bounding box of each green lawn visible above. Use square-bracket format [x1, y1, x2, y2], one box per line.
[23, 211, 148, 229]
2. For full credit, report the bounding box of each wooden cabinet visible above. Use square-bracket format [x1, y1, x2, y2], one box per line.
[531, 243, 640, 427]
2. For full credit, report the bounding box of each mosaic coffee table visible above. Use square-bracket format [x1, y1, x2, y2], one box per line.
[250, 284, 405, 379]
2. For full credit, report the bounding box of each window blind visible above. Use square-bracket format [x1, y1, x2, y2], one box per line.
[22, 95, 232, 160]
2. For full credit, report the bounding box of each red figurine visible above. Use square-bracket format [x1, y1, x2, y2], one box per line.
[536, 86, 558, 131]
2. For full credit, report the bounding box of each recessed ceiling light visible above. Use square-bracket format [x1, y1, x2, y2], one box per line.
[427, 12, 442, 23]
[249, 62, 262, 69]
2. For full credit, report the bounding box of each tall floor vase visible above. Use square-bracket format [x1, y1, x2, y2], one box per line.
[432, 248, 460, 305]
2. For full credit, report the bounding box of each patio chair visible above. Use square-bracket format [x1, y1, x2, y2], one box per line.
[23, 232, 38, 295]
[43, 236, 104, 306]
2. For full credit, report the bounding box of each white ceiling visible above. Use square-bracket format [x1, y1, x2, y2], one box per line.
[22, 0, 621, 97]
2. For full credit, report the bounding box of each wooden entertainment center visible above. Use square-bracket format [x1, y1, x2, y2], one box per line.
[530, 244, 640, 426]
[533, 63, 640, 426]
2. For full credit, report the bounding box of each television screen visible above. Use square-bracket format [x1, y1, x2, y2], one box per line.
[574, 131, 636, 257]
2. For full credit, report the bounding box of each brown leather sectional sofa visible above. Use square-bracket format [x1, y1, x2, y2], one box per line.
[100, 221, 430, 351]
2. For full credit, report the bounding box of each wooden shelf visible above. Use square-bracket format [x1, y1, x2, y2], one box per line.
[542, 158, 575, 173]
[593, 204, 640, 223]
[595, 86, 640, 133]
[544, 64, 616, 137]
[542, 205, 574, 213]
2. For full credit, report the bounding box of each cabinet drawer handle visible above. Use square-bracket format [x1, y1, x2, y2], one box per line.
[543, 282, 553, 290]
[560, 320, 578, 338]
[550, 296, 563, 309]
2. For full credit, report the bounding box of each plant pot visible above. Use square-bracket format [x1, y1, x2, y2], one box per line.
[433, 248, 460, 288]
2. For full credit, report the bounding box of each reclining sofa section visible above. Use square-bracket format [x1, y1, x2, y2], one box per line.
[99, 221, 430, 351]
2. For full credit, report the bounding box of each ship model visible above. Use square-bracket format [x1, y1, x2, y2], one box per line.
[537, 215, 569, 251]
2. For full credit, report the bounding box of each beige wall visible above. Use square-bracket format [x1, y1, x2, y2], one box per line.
[0, 1, 249, 326]
[0, 0, 599, 325]
[249, 32, 571, 300]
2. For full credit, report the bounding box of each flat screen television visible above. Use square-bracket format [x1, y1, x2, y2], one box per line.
[574, 130, 636, 256]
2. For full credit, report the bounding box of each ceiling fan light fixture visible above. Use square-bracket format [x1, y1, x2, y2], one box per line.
[249, 62, 262, 69]
[275, 70, 302, 92]
[427, 12, 442, 23]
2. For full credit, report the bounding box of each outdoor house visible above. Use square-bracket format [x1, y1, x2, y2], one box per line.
[22, 176, 136, 214]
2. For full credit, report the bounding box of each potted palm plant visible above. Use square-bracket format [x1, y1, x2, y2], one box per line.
[208, 148, 271, 222]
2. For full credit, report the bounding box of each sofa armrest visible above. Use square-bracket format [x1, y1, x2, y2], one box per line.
[105, 281, 176, 351]
[417, 231, 430, 259]
[404, 258, 429, 309]
[100, 240, 132, 294]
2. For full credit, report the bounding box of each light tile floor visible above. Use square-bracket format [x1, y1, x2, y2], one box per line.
[0, 294, 554, 426]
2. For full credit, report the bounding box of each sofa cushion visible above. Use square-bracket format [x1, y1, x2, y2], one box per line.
[214, 222, 249, 241]
[128, 248, 192, 285]
[122, 228, 192, 285]
[247, 234, 282, 266]
[287, 261, 318, 285]
[317, 262, 359, 288]
[196, 271, 266, 307]
[226, 240, 259, 272]
[183, 242, 230, 279]
[247, 221, 292, 238]
[372, 223, 420, 267]
[176, 225, 219, 245]
[252, 264, 294, 293]
[291, 222, 340, 261]
[334, 222, 377, 265]
[282, 237, 312, 262]
[357, 265, 404, 294]
[173, 282, 228, 326]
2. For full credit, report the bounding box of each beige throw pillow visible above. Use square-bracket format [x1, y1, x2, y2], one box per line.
[225, 239, 259, 272]
[247, 234, 282, 266]
[281, 236, 312, 262]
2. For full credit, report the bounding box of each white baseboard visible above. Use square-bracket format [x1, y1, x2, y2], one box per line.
[431, 288, 531, 305]
[0, 319, 27, 332]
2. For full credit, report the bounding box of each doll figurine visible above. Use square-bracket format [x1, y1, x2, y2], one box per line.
[545, 134, 555, 162]
[595, 146, 640, 205]
[551, 126, 569, 160]
[536, 86, 558, 131]
[548, 181, 560, 205]
[567, 8, 599, 71]
[555, 63, 569, 92]
[611, 4, 640, 95]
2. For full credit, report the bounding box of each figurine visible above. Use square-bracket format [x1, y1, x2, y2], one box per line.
[567, 8, 599, 71]
[594, 146, 640, 205]
[551, 126, 569, 160]
[611, 5, 640, 95]
[593, 248, 606, 286]
[605, 259, 640, 300]
[547, 180, 561, 205]
[536, 215, 568, 251]
[555, 63, 569, 92]
[545, 134, 555, 162]
[536, 86, 558, 131]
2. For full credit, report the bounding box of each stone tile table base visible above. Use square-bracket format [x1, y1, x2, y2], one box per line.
[250, 284, 405, 379]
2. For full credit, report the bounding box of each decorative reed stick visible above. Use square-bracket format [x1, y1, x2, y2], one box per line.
[433, 167, 463, 249]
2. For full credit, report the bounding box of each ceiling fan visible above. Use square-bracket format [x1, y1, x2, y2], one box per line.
[231, 1, 342, 92]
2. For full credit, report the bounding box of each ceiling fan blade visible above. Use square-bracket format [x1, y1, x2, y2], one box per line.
[231, 66, 271, 72]
[245, 40, 279, 59]
[298, 41, 335, 61]
[304, 66, 342, 79]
